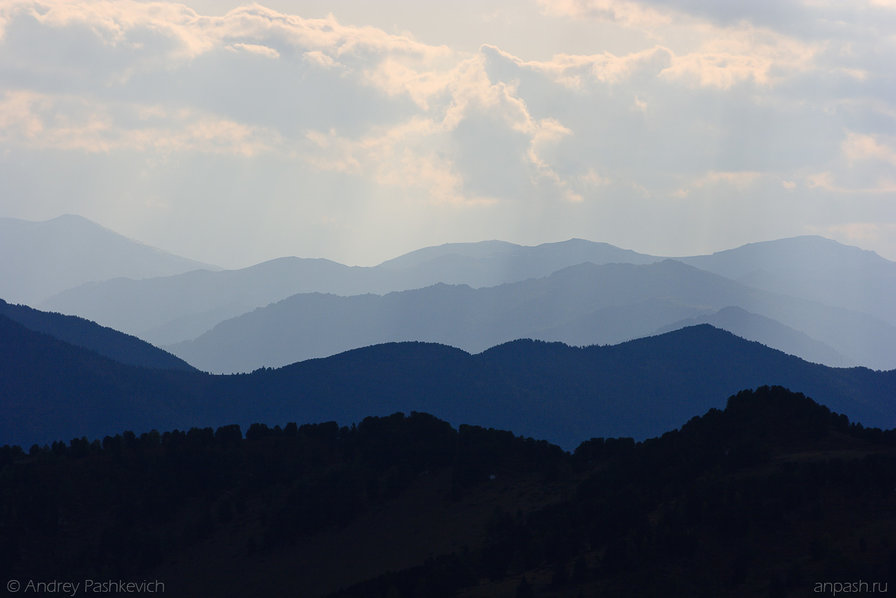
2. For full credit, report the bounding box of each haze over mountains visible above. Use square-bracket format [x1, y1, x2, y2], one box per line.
[41, 237, 662, 346]
[6, 215, 896, 374]
[0, 299, 196, 372]
[169, 259, 895, 373]
[0, 215, 216, 305]
[678, 236, 896, 325]
[3, 215, 896, 597]
[655, 306, 850, 367]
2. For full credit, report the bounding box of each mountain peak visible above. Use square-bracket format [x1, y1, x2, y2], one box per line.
[0, 214, 217, 305]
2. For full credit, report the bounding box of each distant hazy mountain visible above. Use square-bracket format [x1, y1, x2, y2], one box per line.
[0, 215, 216, 304]
[32, 227, 896, 367]
[43, 257, 365, 345]
[42, 239, 660, 345]
[376, 237, 659, 286]
[0, 299, 195, 371]
[168, 260, 896, 373]
[656, 306, 850, 367]
[2, 318, 894, 450]
[679, 235, 896, 326]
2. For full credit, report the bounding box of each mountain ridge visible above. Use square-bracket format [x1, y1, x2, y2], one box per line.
[167, 259, 896, 373]
[0, 299, 196, 372]
[655, 305, 849, 367]
[37, 231, 896, 359]
[0, 214, 216, 305]
[679, 235, 896, 325]
[4, 386, 893, 598]
[2, 316, 894, 450]
[40, 237, 662, 345]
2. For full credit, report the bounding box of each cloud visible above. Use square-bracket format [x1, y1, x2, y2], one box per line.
[807, 222, 896, 261]
[806, 169, 896, 194]
[842, 132, 896, 166]
[302, 49, 335, 68]
[303, 119, 473, 205]
[541, 0, 823, 89]
[304, 54, 577, 206]
[672, 170, 763, 198]
[538, 0, 671, 29]
[0, 90, 281, 156]
[231, 42, 280, 59]
[482, 43, 673, 88]
[0, 0, 894, 265]
[660, 31, 818, 89]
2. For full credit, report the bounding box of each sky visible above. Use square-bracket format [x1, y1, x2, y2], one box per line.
[1, 0, 894, 268]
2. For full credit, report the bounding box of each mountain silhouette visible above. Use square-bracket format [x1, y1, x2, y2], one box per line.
[39, 233, 896, 372]
[167, 260, 896, 373]
[2, 386, 894, 597]
[655, 305, 849, 366]
[41, 238, 660, 345]
[2, 316, 893, 450]
[679, 235, 896, 325]
[0, 299, 195, 371]
[0, 215, 216, 305]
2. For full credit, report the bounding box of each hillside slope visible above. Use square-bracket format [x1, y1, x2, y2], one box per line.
[42, 238, 659, 345]
[680, 235, 896, 325]
[168, 260, 896, 373]
[2, 387, 894, 597]
[0, 299, 196, 371]
[2, 318, 894, 449]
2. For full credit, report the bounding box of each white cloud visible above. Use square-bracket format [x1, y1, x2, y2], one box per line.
[540, 0, 821, 89]
[660, 33, 817, 89]
[0, 90, 281, 156]
[842, 132, 896, 166]
[538, 0, 671, 29]
[303, 119, 474, 205]
[0, 0, 894, 265]
[806, 169, 896, 194]
[231, 42, 280, 59]
[302, 49, 335, 68]
[672, 171, 763, 198]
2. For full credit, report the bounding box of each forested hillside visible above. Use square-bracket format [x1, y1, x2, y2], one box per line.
[1, 387, 893, 597]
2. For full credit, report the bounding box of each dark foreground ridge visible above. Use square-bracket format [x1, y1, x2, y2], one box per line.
[2, 315, 896, 449]
[1, 386, 894, 597]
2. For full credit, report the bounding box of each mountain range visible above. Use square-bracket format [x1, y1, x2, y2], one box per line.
[2, 313, 894, 450]
[22, 215, 895, 375]
[167, 259, 895, 373]
[678, 235, 896, 325]
[3, 215, 895, 597]
[40, 238, 661, 345]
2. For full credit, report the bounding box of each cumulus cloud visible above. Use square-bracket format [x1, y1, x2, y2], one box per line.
[231, 42, 280, 59]
[0, 0, 894, 264]
[302, 49, 335, 68]
[842, 132, 896, 166]
[0, 90, 281, 155]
